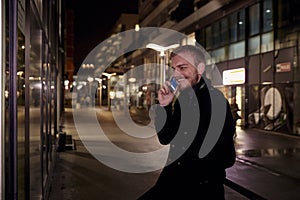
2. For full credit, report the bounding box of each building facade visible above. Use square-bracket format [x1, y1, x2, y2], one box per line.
[128, 0, 300, 135]
[0, 0, 65, 199]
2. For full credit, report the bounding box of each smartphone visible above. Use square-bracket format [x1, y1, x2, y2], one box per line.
[169, 76, 179, 93]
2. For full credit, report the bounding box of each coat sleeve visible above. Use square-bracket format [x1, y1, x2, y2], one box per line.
[201, 91, 236, 170]
[210, 100, 236, 169]
[154, 102, 180, 145]
[223, 101, 237, 168]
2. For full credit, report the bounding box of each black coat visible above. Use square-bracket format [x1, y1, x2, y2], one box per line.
[152, 78, 236, 198]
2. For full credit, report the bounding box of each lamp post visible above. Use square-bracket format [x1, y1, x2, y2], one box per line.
[95, 78, 102, 107]
[146, 43, 179, 87]
[103, 72, 116, 111]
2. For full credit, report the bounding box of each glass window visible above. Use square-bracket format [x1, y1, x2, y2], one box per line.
[263, 0, 273, 32]
[261, 32, 274, 53]
[229, 12, 237, 42]
[220, 18, 228, 45]
[211, 47, 226, 63]
[196, 29, 205, 48]
[237, 9, 245, 40]
[229, 41, 245, 60]
[30, 16, 43, 199]
[249, 3, 260, 36]
[205, 26, 212, 49]
[34, 0, 43, 17]
[248, 85, 261, 128]
[212, 22, 220, 48]
[248, 36, 260, 55]
[17, 29, 26, 200]
[229, 9, 245, 42]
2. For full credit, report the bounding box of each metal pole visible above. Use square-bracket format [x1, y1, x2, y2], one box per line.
[160, 53, 166, 87]
[107, 77, 111, 110]
[0, 0, 4, 198]
[8, 0, 18, 198]
[99, 81, 102, 107]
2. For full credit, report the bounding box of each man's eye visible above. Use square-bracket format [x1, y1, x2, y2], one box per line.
[171, 65, 187, 71]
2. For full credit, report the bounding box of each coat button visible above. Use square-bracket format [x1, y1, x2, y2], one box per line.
[177, 162, 181, 165]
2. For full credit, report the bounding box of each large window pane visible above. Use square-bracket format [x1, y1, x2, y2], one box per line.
[220, 18, 228, 45]
[30, 16, 43, 199]
[249, 3, 260, 36]
[238, 9, 245, 40]
[261, 32, 274, 53]
[229, 12, 237, 42]
[34, 0, 43, 17]
[211, 47, 226, 63]
[248, 36, 260, 55]
[229, 9, 245, 42]
[205, 26, 212, 49]
[196, 29, 205, 48]
[248, 85, 262, 128]
[17, 29, 26, 200]
[229, 41, 245, 60]
[263, 0, 273, 32]
[212, 22, 220, 48]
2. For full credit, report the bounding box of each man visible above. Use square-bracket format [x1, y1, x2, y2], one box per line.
[139, 45, 236, 199]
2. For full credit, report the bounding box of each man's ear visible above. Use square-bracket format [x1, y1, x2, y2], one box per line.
[196, 63, 205, 75]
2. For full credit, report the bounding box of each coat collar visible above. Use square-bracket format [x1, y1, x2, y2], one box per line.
[192, 76, 210, 93]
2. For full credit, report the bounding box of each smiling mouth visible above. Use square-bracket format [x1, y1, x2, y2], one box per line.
[177, 78, 186, 82]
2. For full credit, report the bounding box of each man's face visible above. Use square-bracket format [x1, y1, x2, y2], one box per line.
[171, 52, 201, 91]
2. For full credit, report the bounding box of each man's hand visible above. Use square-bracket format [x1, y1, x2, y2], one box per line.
[158, 82, 175, 106]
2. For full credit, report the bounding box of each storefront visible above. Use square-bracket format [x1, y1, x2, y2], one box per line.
[1, 0, 64, 199]
[195, 0, 300, 135]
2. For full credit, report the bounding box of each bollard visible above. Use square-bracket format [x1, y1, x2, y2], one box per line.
[57, 132, 66, 152]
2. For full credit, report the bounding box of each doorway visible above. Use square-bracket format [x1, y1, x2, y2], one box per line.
[231, 86, 243, 127]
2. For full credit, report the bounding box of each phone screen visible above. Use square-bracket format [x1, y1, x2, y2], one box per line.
[169, 77, 179, 93]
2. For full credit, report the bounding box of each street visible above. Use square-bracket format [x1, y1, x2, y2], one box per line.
[48, 107, 300, 199]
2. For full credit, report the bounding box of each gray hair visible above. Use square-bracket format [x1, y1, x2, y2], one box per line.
[170, 45, 206, 67]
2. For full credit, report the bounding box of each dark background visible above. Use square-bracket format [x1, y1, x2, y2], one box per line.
[67, 0, 138, 66]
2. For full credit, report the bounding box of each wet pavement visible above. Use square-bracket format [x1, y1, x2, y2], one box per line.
[227, 127, 300, 200]
[48, 107, 300, 200]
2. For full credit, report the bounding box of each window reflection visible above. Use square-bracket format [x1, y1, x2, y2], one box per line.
[261, 32, 274, 53]
[263, 0, 273, 32]
[29, 16, 43, 198]
[229, 9, 245, 43]
[17, 28, 26, 200]
[211, 47, 226, 63]
[229, 41, 245, 59]
[248, 36, 260, 55]
[249, 4, 260, 36]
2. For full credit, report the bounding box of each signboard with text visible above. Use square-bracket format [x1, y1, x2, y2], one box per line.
[276, 62, 291, 72]
[223, 68, 245, 85]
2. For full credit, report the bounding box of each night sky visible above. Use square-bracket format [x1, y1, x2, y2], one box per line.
[67, 0, 138, 67]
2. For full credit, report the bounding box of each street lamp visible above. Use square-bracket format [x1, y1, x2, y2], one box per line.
[102, 72, 116, 110]
[95, 78, 102, 107]
[146, 43, 179, 87]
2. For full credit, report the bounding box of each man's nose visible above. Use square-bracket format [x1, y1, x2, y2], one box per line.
[173, 70, 182, 78]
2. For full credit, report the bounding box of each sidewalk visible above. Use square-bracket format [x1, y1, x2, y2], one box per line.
[227, 127, 300, 200]
[48, 107, 300, 200]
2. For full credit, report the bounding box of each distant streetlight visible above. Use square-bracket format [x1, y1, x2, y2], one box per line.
[102, 72, 116, 110]
[146, 43, 179, 87]
[135, 24, 140, 32]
